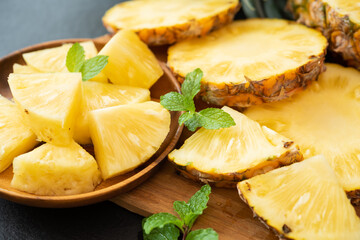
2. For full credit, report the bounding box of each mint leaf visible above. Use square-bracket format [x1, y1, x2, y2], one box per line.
[143, 213, 184, 234]
[80, 55, 108, 81]
[143, 224, 180, 240]
[197, 108, 235, 129]
[185, 228, 219, 240]
[173, 201, 198, 229]
[160, 92, 187, 111]
[178, 112, 194, 126]
[181, 68, 202, 100]
[66, 43, 85, 72]
[184, 114, 202, 132]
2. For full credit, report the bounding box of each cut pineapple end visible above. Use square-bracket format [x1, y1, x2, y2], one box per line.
[73, 81, 150, 145]
[168, 106, 302, 185]
[168, 19, 327, 84]
[245, 63, 360, 193]
[8, 73, 82, 146]
[238, 155, 360, 239]
[99, 30, 163, 88]
[11, 141, 101, 196]
[89, 101, 170, 180]
[323, 0, 360, 23]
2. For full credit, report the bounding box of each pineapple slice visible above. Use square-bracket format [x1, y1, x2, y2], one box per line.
[11, 141, 101, 196]
[99, 30, 163, 88]
[0, 96, 37, 173]
[238, 155, 360, 239]
[245, 63, 360, 204]
[13, 63, 41, 74]
[168, 106, 303, 187]
[102, 0, 240, 45]
[74, 81, 150, 144]
[168, 19, 327, 107]
[288, 0, 360, 69]
[8, 73, 82, 146]
[89, 101, 170, 180]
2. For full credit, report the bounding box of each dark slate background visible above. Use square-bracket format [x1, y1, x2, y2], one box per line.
[0, 0, 143, 239]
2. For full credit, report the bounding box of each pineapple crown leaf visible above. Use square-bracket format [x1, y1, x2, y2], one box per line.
[160, 68, 235, 131]
[66, 42, 108, 81]
[143, 185, 218, 240]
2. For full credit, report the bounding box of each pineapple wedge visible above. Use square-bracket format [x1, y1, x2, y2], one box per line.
[8, 73, 82, 146]
[245, 63, 360, 204]
[89, 101, 170, 180]
[13, 63, 41, 74]
[103, 0, 240, 45]
[99, 30, 163, 88]
[168, 19, 327, 107]
[11, 141, 101, 196]
[74, 81, 150, 144]
[168, 106, 303, 187]
[0, 96, 37, 173]
[238, 155, 360, 239]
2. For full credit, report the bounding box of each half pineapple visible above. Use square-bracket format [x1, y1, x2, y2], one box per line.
[245, 63, 360, 204]
[0, 96, 37, 173]
[102, 0, 240, 45]
[89, 101, 171, 180]
[168, 19, 327, 107]
[74, 81, 150, 144]
[8, 73, 82, 146]
[168, 106, 303, 187]
[11, 141, 101, 196]
[288, 0, 360, 70]
[238, 155, 360, 239]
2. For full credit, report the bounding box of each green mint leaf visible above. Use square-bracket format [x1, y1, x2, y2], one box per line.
[181, 68, 203, 100]
[184, 114, 202, 132]
[66, 43, 85, 72]
[178, 112, 194, 126]
[80, 55, 108, 81]
[160, 92, 187, 111]
[185, 228, 219, 240]
[143, 223, 180, 240]
[197, 108, 236, 130]
[143, 213, 184, 234]
[173, 201, 198, 230]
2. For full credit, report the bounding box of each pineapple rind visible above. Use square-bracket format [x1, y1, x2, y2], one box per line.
[102, 0, 240, 45]
[11, 142, 101, 196]
[168, 19, 327, 107]
[238, 155, 360, 240]
[168, 106, 303, 187]
[89, 101, 170, 180]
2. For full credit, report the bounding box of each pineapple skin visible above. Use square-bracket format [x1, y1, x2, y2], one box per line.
[102, 1, 240, 46]
[288, 0, 360, 70]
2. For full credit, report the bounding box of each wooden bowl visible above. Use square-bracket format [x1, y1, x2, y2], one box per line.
[0, 38, 183, 208]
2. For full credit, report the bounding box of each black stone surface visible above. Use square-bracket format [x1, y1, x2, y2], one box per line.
[0, 0, 143, 239]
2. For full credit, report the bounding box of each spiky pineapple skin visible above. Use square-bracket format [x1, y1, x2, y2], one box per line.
[172, 145, 303, 188]
[288, 0, 360, 70]
[103, 2, 240, 46]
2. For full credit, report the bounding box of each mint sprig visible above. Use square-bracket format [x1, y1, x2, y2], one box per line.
[143, 185, 218, 240]
[160, 68, 235, 131]
[66, 42, 108, 81]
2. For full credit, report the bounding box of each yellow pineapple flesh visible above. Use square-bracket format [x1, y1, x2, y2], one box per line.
[0, 96, 37, 173]
[74, 81, 150, 144]
[168, 19, 327, 107]
[89, 101, 170, 180]
[99, 30, 163, 88]
[102, 0, 240, 45]
[238, 155, 360, 239]
[12, 63, 41, 74]
[245, 63, 360, 203]
[11, 141, 101, 196]
[168, 106, 302, 187]
[8, 73, 82, 146]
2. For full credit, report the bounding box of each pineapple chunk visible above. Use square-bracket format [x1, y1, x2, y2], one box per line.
[11, 141, 101, 196]
[238, 155, 360, 239]
[8, 73, 82, 146]
[0, 96, 37, 173]
[13, 63, 41, 74]
[245, 63, 360, 202]
[168, 106, 303, 187]
[74, 81, 150, 144]
[99, 30, 163, 88]
[89, 101, 170, 179]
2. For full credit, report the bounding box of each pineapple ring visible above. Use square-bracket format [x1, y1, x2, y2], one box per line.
[168, 19, 327, 107]
[102, 0, 240, 45]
